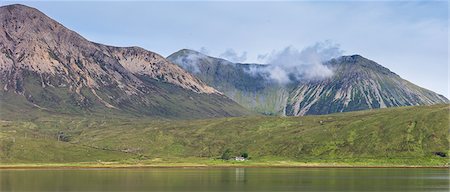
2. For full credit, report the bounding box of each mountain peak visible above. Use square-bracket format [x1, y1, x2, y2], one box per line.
[0, 4, 254, 118]
[169, 49, 207, 58]
[168, 49, 236, 72]
[1, 4, 54, 24]
[0, 3, 219, 94]
[179, 49, 202, 54]
[337, 54, 370, 63]
[3, 3, 35, 10]
[328, 54, 396, 77]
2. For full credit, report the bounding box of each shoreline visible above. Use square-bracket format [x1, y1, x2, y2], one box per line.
[1, 164, 448, 169]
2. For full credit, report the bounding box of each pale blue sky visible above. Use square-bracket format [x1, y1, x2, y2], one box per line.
[2, 1, 448, 97]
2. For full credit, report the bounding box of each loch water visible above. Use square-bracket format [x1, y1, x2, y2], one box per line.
[1, 168, 448, 191]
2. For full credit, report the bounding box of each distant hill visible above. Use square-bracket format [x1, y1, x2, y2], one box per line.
[0, 4, 251, 118]
[168, 49, 448, 116]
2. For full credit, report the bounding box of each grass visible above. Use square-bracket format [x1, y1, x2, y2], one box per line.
[1, 158, 447, 169]
[0, 104, 449, 167]
[0, 73, 252, 121]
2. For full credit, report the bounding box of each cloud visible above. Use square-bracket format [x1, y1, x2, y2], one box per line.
[220, 49, 248, 63]
[199, 47, 209, 55]
[248, 41, 343, 84]
[172, 47, 238, 74]
[171, 50, 207, 74]
[173, 42, 343, 84]
[257, 53, 269, 62]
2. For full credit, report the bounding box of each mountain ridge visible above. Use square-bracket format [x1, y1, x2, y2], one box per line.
[168, 49, 448, 116]
[0, 4, 251, 118]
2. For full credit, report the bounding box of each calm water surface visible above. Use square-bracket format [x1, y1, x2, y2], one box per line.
[0, 168, 448, 191]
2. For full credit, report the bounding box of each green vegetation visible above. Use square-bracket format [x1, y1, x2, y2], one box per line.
[240, 152, 249, 159]
[220, 149, 233, 160]
[0, 71, 251, 120]
[0, 105, 448, 167]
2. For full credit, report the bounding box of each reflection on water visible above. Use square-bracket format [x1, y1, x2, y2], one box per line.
[0, 168, 448, 192]
[235, 168, 245, 182]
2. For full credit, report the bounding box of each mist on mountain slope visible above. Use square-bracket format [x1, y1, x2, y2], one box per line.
[246, 41, 343, 84]
[175, 41, 343, 84]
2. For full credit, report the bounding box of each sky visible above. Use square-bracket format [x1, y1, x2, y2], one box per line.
[2, 1, 449, 97]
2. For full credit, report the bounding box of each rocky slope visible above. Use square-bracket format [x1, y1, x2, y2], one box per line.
[168, 49, 291, 115]
[286, 55, 449, 115]
[0, 4, 250, 118]
[168, 49, 448, 116]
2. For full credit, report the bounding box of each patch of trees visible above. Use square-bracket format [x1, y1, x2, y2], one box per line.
[220, 149, 233, 160]
[433, 152, 447, 158]
[220, 148, 249, 160]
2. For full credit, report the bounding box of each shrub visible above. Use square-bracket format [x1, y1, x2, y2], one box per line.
[1, 139, 14, 157]
[221, 149, 233, 160]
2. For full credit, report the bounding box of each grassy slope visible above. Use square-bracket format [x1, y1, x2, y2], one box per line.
[0, 71, 252, 121]
[0, 105, 448, 166]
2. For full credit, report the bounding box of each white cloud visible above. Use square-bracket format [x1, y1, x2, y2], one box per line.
[248, 41, 343, 84]
[172, 51, 207, 73]
[199, 47, 209, 55]
[220, 49, 247, 63]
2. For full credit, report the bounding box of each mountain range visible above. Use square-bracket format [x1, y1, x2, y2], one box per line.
[0, 4, 448, 119]
[0, 4, 449, 167]
[168, 49, 448, 116]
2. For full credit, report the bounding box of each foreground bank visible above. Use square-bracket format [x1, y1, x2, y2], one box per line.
[1, 105, 449, 166]
[1, 160, 449, 169]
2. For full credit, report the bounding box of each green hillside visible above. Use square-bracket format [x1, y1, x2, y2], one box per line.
[0, 105, 448, 166]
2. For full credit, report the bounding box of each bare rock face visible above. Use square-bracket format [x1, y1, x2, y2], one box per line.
[0, 4, 216, 94]
[105, 46, 218, 94]
[0, 4, 248, 118]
